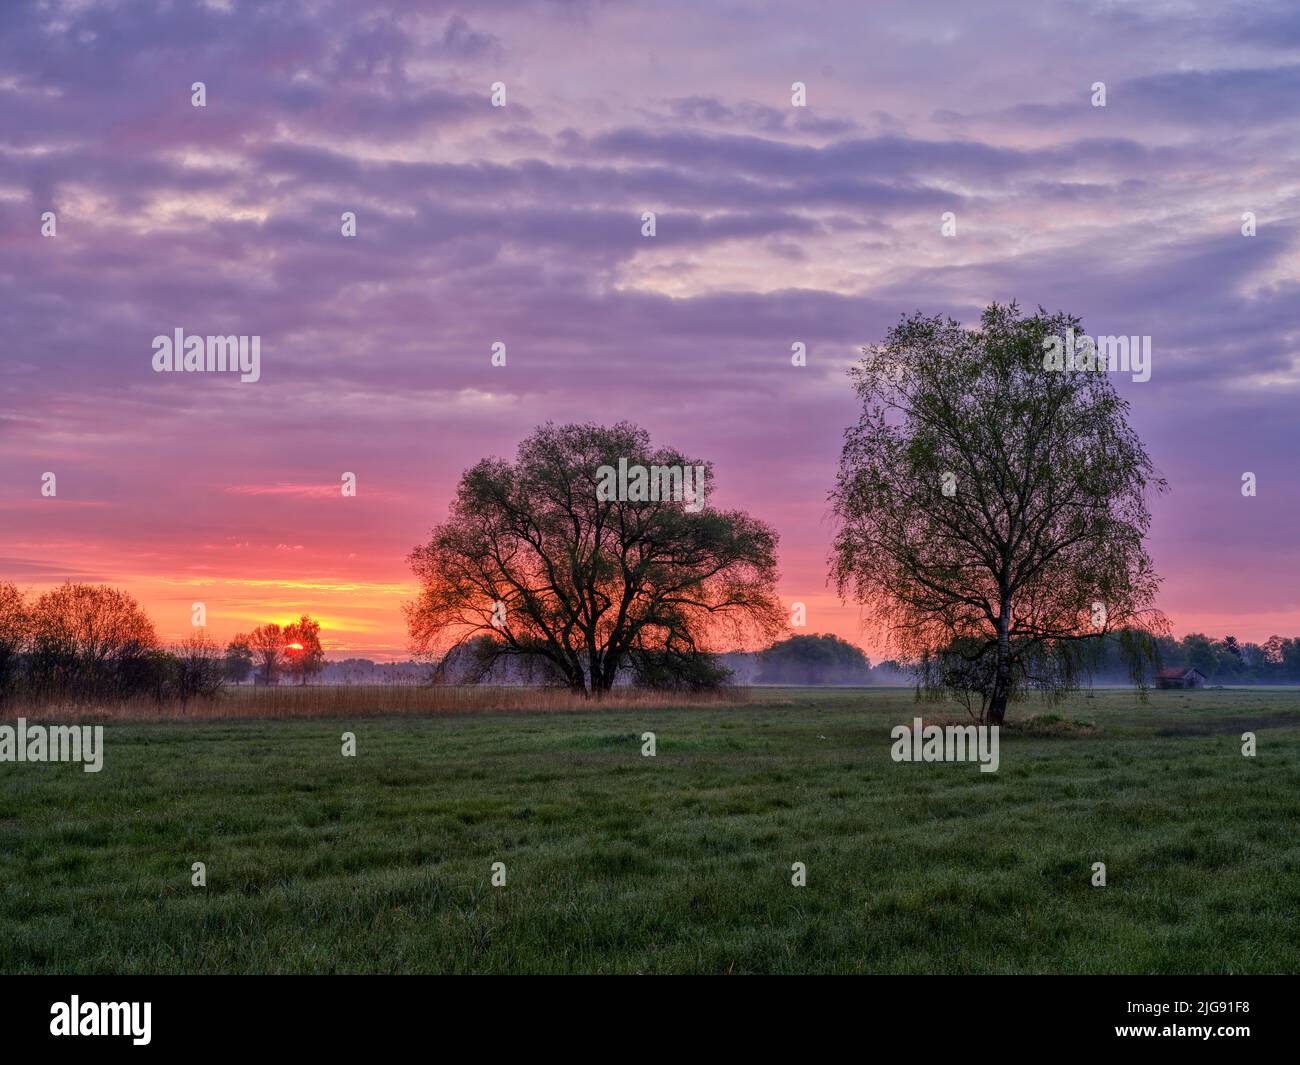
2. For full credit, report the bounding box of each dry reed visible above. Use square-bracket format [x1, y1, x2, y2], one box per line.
[0, 683, 750, 723]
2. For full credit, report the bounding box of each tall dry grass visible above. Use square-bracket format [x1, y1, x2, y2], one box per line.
[1, 683, 750, 722]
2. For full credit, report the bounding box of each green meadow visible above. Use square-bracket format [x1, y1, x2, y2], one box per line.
[2, 686, 1299, 974]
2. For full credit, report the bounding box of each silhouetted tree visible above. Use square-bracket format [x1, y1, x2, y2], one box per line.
[756, 633, 872, 685]
[173, 632, 226, 710]
[26, 582, 158, 701]
[407, 422, 782, 696]
[224, 635, 254, 685]
[0, 582, 27, 704]
[247, 623, 284, 686]
[283, 615, 325, 685]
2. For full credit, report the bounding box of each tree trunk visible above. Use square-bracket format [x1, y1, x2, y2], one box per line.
[988, 595, 1012, 726]
[987, 681, 1008, 726]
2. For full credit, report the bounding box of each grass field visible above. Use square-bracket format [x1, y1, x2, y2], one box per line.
[2, 686, 1299, 974]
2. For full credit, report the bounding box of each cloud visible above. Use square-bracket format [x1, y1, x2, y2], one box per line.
[3, 0, 1299, 653]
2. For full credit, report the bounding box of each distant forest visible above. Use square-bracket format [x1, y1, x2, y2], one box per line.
[1068, 631, 1300, 686]
[321, 631, 1300, 688]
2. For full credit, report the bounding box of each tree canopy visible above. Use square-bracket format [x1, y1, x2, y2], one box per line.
[830, 303, 1166, 723]
[407, 422, 783, 696]
[755, 633, 872, 685]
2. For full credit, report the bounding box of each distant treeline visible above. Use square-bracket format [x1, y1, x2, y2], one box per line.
[431, 632, 910, 687]
[891, 630, 1300, 688]
[6, 581, 1297, 710]
[1088, 631, 1300, 685]
[711, 631, 1300, 688]
[0, 581, 325, 710]
[234, 632, 1300, 687]
[0, 582, 227, 709]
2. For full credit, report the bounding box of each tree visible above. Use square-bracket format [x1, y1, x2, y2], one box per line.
[626, 647, 733, 691]
[247, 623, 284, 686]
[919, 636, 998, 719]
[173, 632, 226, 710]
[755, 633, 872, 685]
[1215, 634, 1245, 681]
[407, 422, 783, 696]
[141, 650, 179, 708]
[1263, 635, 1285, 668]
[224, 636, 254, 685]
[1239, 641, 1267, 680]
[283, 614, 325, 685]
[830, 303, 1165, 724]
[0, 582, 27, 704]
[26, 582, 158, 701]
[1181, 633, 1217, 679]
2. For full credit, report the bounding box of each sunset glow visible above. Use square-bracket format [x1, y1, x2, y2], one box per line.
[1, 1, 1297, 660]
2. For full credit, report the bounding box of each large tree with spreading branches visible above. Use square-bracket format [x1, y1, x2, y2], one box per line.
[830, 303, 1166, 724]
[407, 422, 783, 696]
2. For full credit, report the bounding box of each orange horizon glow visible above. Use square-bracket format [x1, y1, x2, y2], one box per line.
[3, 470, 1295, 665]
[1, 550, 1290, 666]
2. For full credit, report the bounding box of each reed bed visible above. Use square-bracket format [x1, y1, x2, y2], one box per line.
[0, 683, 750, 722]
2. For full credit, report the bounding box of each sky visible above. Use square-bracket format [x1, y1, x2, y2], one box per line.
[1, 0, 1298, 660]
